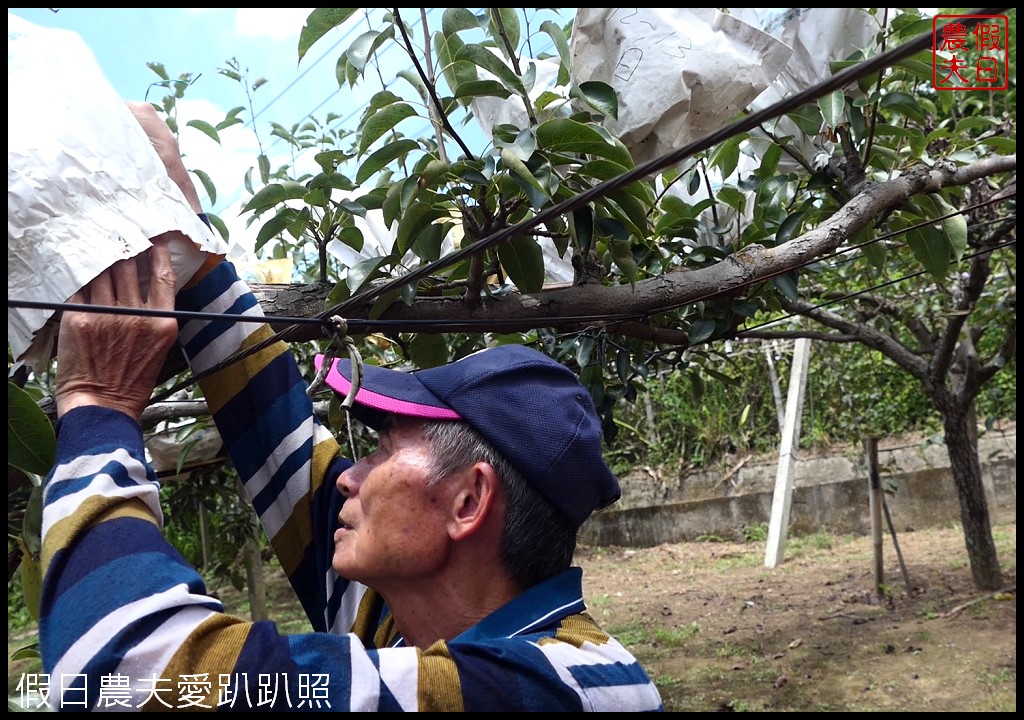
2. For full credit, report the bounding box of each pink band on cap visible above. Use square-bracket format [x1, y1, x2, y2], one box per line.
[325, 361, 461, 420]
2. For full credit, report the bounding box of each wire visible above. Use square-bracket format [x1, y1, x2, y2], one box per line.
[6, 300, 327, 328]
[736, 238, 1017, 337]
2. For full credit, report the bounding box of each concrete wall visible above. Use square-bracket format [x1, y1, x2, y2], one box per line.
[580, 425, 1017, 547]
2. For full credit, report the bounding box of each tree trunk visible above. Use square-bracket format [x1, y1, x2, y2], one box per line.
[243, 530, 268, 622]
[938, 399, 1004, 591]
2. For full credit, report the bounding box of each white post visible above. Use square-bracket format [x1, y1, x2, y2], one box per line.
[764, 338, 812, 568]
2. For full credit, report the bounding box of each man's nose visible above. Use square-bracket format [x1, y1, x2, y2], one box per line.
[336, 460, 365, 498]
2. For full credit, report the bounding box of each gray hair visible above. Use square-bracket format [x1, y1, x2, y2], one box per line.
[420, 420, 577, 590]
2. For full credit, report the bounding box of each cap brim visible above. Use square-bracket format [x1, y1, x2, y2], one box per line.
[314, 354, 462, 429]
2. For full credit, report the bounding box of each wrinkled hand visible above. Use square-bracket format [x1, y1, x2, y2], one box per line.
[55, 237, 179, 421]
[127, 101, 203, 214]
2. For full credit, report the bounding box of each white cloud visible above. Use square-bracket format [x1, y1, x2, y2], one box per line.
[234, 8, 313, 41]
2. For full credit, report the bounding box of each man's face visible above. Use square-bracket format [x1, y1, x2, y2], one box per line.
[332, 416, 454, 588]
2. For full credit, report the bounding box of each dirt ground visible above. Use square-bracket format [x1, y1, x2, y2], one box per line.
[575, 521, 1016, 712]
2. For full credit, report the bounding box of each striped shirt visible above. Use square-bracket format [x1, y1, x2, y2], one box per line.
[39, 260, 664, 712]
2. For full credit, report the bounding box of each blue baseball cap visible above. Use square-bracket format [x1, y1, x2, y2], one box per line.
[314, 344, 621, 527]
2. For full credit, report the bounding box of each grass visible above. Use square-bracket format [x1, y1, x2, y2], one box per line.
[712, 553, 761, 572]
[713, 643, 750, 659]
[653, 622, 701, 647]
[606, 621, 651, 647]
[979, 667, 1015, 686]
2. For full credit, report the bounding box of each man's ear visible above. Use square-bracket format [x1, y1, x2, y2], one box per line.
[448, 461, 501, 541]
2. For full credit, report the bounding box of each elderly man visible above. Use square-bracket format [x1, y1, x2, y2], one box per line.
[38, 103, 664, 712]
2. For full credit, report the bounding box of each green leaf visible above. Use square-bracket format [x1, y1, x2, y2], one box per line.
[287, 206, 311, 240]
[500, 147, 547, 198]
[205, 212, 229, 243]
[365, 90, 404, 114]
[434, 29, 478, 105]
[536, 118, 634, 168]
[453, 79, 513, 101]
[574, 81, 618, 121]
[8, 383, 56, 476]
[346, 256, 388, 293]
[818, 90, 846, 129]
[337, 198, 367, 218]
[358, 103, 418, 156]
[758, 175, 792, 211]
[571, 207, 595, 257]
[708, 137, 741, 179]
[505, 128, 537, 161]
[214, 117, 243, 132]
[576, 335, 595, 368]
[488, 8, 521, 61]
[775, 211, 806, 245]
[614, 347, 631, 384]
[395, 202, 449, 256]
[185, 119, 220, 144]
[602, 190, 649, 239]
[786, 104, 824, 137]
[716, 186, 746, 214]
[856, 227, 886, 270]
[540, 20, 571, 86]
[191, 168, 216, 206]
[772, 272, 799, 302]
[409, 334, 450, 369]
[907, 227, 951, 280]
[892, 51, 935, 82]
[930, 194, 968, 264]
[298, 8, 357, 63]
[497, 235, 545, 293]
[242, 181, 308, 214]
[687, 318, 717, 345]
[347, 29, 391, 72]
[337, 226, 364, 253]
[410, 221, 449, 263]
[879, 92, 927, 124]
[687, 169, 702, 195]
[396, 69, 429, 104]
[313, 150, 350, 175]
[257, 154, 270, 185]
[255, 208, 297, 253]
[381, 179, 405, 229]
[418, 159, 451, 191]
[335, 52, 352, 87]
[442, 7, 481, 34]
[147, 61, 169, 81]
[609, 236, 637, 286]
[455, 43, 526, 97]
[757, 144, 782, 180]
[356, 139, 420, 186]
[983, 137, 1016, 153]
[9, 642, 41, 662]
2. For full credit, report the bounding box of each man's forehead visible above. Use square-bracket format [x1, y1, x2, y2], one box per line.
[378, 413, 428, 435]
